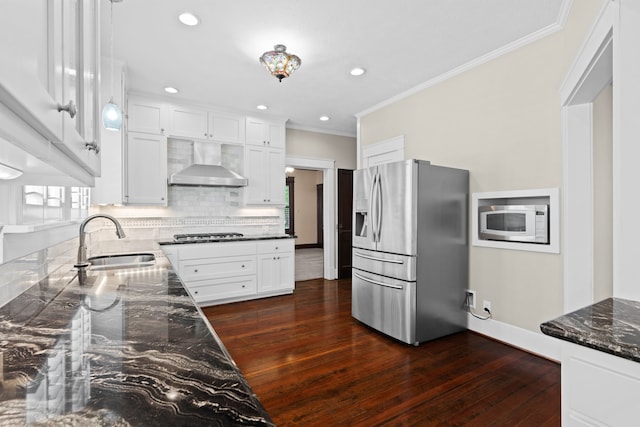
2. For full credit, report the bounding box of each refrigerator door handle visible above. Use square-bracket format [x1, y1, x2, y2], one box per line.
[354, 252, 404, 264]
[369, 172, 379, 242]
[376, 172, 383, 242]
[353, 272, 403, 290]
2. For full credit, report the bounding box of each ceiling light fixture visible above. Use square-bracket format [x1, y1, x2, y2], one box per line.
[0, 162, 23, 180]
[164, 87, 179, 94]
[259, 45, 301, 82]
[350, 67, 366, 76]
[178, 12, 199, 26]
[319, 115, 330, 121]
[102, 0, 123, 132]
[256, 105, 268, 110]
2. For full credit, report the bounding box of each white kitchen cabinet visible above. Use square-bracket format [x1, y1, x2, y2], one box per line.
[245, 117, 285, 148]
[127, 96, 168, 135]
[124, 132, 167, 205]
[561, 342, 640, 426]
[244, 146, 285, 205]
[169, 105, 244, 144]
[0, 0, 101, 182]
[171, 239, 295, 306]
[257, 240, 294, 295]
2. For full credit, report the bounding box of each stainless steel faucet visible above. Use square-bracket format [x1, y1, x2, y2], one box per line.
[75, 214, 126, 269]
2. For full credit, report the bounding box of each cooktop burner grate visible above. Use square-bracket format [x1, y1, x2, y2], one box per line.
[173, 232, 244, 242]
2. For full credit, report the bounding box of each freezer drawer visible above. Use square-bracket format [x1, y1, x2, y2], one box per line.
[352, 247, 416, 282]
[351, 268, 416, 345]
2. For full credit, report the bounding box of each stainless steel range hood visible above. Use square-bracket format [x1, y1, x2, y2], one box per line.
[168, 141, 248, 187]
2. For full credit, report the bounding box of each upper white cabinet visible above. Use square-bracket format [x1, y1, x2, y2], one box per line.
[128, 96, 168, 135]
[0, 0, 101, 181]
[169, 105, 244, 144]
[124, 132, 167, 205]
[245, 145, 285, 205]
[245, 117, 285, 148]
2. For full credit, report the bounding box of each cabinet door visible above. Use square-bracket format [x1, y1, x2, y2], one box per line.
[209, 113, 244, 144]
[245, 117, 267, 146]
[267, 123, 286, 148]
[257, 252, 294, 293]
[169, 106, 208, 139]
[267, 148, 286, 204]
[125, 132, 167, 205]
[0, 0, 63, 143]
[56, 0, 101, 175]
[128, 98, 167, 135]
[244, 146, 268, 204]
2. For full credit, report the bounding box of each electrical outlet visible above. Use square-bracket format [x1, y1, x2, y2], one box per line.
[465, 290, 476, 309]
[483, 300, 491, 312]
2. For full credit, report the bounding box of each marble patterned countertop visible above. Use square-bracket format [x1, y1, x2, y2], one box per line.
[540, 297, 640, 363]
[0, 245, 274, 425]
[157, 234, 295, 245]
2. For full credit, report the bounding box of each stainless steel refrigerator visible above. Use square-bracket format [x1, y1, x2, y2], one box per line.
[352, 159, 468, 345]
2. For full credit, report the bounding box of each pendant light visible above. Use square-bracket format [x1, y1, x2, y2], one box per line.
[102, 0, 123, 131]
[259, 45, 301, 82]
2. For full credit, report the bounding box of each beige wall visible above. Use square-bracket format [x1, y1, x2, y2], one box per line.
[289, 169, 322, 245]
[286, 129, 357, 170]
[359, 1, 603, 333]
[593, 84, 613, 301]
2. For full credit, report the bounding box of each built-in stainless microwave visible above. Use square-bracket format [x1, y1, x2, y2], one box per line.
[478, 204, 549, 244]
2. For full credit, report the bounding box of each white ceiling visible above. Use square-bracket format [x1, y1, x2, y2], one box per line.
[105, 0, 564, 138]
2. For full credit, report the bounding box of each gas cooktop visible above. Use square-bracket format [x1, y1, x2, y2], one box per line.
[173, 232, 244, 243]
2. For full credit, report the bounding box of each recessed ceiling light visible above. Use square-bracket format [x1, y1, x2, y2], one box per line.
[164, 86, 179, 94]
[319, 115, 330, 121]
[178, 12, 199, 26]
[257, 105, 268, 110]
[350, 67, 366, 76]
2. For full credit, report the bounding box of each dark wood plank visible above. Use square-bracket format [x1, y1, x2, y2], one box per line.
[203, 279, 560, 426]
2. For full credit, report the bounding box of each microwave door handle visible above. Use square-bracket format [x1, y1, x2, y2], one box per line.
[353, 272, 403, 290]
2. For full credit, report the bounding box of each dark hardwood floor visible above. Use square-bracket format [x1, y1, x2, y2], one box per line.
[203, 279, 560, 426]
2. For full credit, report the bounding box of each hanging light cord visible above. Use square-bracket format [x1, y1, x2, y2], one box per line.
[109, 0, 115, 103]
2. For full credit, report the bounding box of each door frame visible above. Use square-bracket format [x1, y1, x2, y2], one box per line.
[286, 155, 336, 280]
[560, 1, 615, 311]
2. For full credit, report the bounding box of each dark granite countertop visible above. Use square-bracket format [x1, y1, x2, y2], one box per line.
[540, 297, 640, 363]
[0, 250, 273, 425]
[157, 234, 295, 245]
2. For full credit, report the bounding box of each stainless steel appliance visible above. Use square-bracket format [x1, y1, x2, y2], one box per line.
[478, 204, 549, 244]
[352, 159, 468, 345]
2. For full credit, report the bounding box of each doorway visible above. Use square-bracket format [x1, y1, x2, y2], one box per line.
[337, 169, 353, 279]
[286, 168, 324, 281]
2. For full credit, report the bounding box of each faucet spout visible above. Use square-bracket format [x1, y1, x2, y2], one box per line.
[75, 214, 126, 269]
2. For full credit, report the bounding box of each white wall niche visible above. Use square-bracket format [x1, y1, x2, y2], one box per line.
[471, 188, 559, 254]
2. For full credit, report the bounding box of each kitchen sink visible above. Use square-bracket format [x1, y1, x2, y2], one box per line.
[88, 253, 156, 271]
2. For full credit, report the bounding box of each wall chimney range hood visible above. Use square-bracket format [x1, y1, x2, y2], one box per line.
[168, 141, 248, 187]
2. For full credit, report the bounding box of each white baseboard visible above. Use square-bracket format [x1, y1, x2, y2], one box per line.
[467, 313, 562, 363]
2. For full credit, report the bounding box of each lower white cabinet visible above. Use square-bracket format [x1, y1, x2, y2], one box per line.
[561, 342, 640, 426]
[257, 240, 294, 294]
[170, 239, 294, 306]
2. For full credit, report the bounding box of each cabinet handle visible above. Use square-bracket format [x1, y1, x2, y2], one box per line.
[85, 141, 100, 153]
[194, 269, 198, 273]
[275, 246, 278, 250]
[242, 285, 245, 288]
[161, 197, 165, 201]
[161, 128, 165, 133]
[204, 132, 208, 137]
[194, 290, 199, 294]
[241, 264, 245, 268]
[273, 256, 276, 260]
[57, 100, 77, 118]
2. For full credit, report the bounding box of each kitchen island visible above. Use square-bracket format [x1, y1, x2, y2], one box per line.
[0, 245, 273, 426]
[541, 297, 640, 426]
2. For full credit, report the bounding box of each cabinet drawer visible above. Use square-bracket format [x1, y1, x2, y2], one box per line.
[178, 242, 256, 260]
[179, 256, 255, 281]
[186, 276, 256, 303]
[257, 239, 294, 254]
